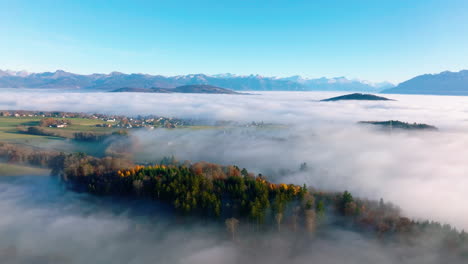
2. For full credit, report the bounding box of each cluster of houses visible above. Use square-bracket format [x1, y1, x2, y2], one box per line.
[1, 110, 197, 129]
[0, 110, 273, 130]
[95, 117, 186, 129]
[49, 123, 68, 128]
[0, 110, 92, 119]
[0, 111, 39, 118]
[48, 120, 69, 128]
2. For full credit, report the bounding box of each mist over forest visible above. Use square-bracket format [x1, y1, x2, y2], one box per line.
[1, 90, 468, 263]
[4, 0, 468, 261]
[2, 176, 455, 264]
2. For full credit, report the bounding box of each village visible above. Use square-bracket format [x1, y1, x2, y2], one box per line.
[0, 110, 274, 130]
[0, 110, 193, 129]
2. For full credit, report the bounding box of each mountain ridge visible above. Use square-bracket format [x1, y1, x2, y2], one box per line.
[381, 70, 468, 95]
[110, 84, 240, 94]
[0, 69, 392, 92]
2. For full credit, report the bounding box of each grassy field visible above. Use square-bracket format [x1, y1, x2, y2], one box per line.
[0, 117, 119, 158]
[0, 163, 50, 176]
[0, 119, 64, 145]
[0, 116, 115, 143]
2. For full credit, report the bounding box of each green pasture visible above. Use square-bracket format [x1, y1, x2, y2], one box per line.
[0, 162, 50, 176]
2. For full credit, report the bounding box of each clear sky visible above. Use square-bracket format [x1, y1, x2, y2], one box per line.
[1, 0, 468, 83]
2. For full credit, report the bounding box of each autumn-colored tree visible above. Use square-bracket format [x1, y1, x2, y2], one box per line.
[40, 118, 56, 127]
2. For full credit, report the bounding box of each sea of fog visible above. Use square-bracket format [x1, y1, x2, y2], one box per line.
[0, 90, 468, 262]
[1, 90, 468, 130]
[0, 176, 456, 264]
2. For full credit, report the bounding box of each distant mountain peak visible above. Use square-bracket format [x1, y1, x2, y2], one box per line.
[109, 71, 125, 76]
[51, 70, 75, 78]
[382, 69, 468, 95]
[110, 84, 240, 94]
[212, 73, 239, 78]
[0, 69, 391, 92]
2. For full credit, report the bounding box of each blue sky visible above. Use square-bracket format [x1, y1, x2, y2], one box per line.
[1, 0, 468, 83]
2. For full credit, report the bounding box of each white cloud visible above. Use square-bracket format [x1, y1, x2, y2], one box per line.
[1, 90, 468, 230]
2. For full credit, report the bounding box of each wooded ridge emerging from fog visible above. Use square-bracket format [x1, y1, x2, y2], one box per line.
[0, 141, 467, 260]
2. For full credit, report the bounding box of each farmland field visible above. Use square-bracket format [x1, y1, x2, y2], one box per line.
[0, 117, 118, 156]
[0, 162, 50, 176]
[0, 116, 114, 141]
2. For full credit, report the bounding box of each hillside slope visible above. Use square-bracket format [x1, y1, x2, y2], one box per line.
[382, 70, 468, 95]
[321, 93, 393, 101]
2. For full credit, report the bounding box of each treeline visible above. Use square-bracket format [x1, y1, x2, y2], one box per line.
[21, 126, 127, 142]
[74, 130, 129, 142]
[73, 132, 108, 142]
[0, 142, 60, 168]
[22, 127, 108, 142]
[54, 154, 311, 228]
[39, 117, 72, 127]
[51, 152, 468, 257]
[0, 142, 131, 176]
[1, 144, 467, 257]
[73, 130, 128, 142]
[359, 120, 438, 131]
[25, 126, 58, 137]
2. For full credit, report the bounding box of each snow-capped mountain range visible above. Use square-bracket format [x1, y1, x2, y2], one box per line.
[0, 69, 394, 92]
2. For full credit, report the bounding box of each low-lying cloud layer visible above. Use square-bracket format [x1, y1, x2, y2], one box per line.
[130, 125, 468, 230]
[1, 90, 468, 262]
[1, 90, 468, 129]
[3, 90, 465, 226]
[0, 177, 460, 264]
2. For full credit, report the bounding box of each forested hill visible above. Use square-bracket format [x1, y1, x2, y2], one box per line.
[359, 120, 438, 131]
[321, 93, 392, 101]
[0, 142, 466, 260]
[110, 85, 239, 94]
